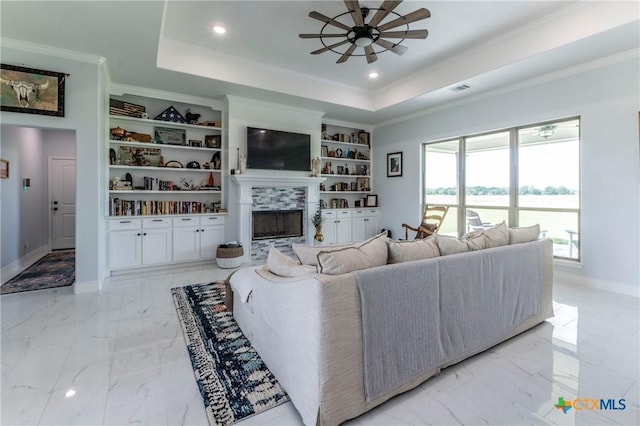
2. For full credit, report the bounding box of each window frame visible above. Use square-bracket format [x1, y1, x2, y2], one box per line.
[422, 116, 581, 261]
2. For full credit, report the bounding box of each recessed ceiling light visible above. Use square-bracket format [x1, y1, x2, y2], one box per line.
[368, 72, 379, 79]
[212, 26, 226, 35]
[65, 389, 76, 398]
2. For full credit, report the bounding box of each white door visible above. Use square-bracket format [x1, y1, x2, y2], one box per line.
[200, 225, 225, 259]
[50, 158, 76, 250]
[109, 230, 142, 269]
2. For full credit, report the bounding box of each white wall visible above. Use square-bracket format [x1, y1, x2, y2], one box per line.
[373, 56, 640, 294]
[0, 41, 107, 289]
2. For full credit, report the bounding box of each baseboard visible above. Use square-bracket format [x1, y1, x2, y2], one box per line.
[554, 271, 639, 298]
[1, 245, 50, 284]
[73, 279, 101, 294]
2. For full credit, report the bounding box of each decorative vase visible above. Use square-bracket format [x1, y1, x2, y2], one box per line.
[314, 226, 324, 242]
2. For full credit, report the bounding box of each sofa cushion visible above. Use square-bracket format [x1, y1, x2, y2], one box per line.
[292, 232, 387, 266]
[483, 221, 509, 247]
[434, 234, 473, 255]
[387, 238, 440, 264]
[317, 233, 388, 275]
[509, 224, 540, 244]
[267, 246, 317, 278]
[292, 241, 352, 266]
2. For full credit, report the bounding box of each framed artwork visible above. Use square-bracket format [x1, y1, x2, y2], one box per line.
[358, 131, 370, 146]
[154, 127, 186, 145]
[189, 139, 203, 148]
[321, 145, 329, 157]
[366, 194, 378, 207]
[205, 134, 221, 148]
[387, 151, 403, 177]
[1, 64, 66, 117]
[357, 177, 370, 191]
[0, 158, 9, 178]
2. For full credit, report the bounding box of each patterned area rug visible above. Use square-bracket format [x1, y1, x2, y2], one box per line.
[171, 281, 289, 425]
[1, 250, 75, 295]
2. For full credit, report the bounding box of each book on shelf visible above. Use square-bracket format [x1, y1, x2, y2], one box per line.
[109, 198, 215, 216]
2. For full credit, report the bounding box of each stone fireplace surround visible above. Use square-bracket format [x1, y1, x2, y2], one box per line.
[232, 174, 325, 261]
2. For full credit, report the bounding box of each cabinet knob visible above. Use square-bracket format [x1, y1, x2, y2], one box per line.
[137, 233, 141, 236]
[201, 229, 205, 232]
[143, 232, 147, 236]
[196, 229, 200, 232]
[120, 221, 131, 224]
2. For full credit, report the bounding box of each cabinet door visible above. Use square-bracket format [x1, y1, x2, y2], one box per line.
[200, 225, 225, 259]
[142, 228, 172, 266]
[320, 211, 338, 245]
[365, 210, 380, 239]
[173, 226, 200, 262]
[109, 230, 142, 269]
[335, 210, 352, 243]
[351, 217, 366, 242]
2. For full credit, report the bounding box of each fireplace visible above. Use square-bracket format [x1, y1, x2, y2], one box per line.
[252, 209, 303, 240]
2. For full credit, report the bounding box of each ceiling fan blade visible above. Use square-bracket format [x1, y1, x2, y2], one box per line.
[364, 45, 378, 64]
[309, 11, 352, 31]
[299, 33, 348, 39]
[311, 39, 351, 55]
[374, 38, 408, 55]
[379, 29, 429, 39]
[368, 0, 402, 27]
[336, 44, 357, 64]
[344, 0, 364, 27]
[377, 8, 431, 31]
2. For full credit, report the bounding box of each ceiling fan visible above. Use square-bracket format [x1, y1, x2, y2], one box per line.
[299, 0, 430, 64]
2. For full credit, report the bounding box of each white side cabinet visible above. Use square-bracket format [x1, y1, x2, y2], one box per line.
[173, 215, 226, 262]
[108, 218, 172, 270]
[108, 214, 226, 271]
[351, 209, 380, 241]
[321, 210, 352, 245]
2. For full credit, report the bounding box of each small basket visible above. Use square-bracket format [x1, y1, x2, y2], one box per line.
[216, 246, 244, 269]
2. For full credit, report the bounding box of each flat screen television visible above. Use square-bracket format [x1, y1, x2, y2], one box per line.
[247, 126, 311, 171]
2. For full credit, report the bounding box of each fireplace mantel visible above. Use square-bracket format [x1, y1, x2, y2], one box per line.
[231, 173, 326, 261]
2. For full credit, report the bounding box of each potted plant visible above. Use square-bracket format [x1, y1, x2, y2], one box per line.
[311, 204, 324, 242]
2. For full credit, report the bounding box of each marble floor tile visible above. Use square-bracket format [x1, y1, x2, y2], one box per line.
[2, 265, 639, 426]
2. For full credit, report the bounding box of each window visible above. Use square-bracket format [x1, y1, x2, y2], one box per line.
[423, 118, 580, 260]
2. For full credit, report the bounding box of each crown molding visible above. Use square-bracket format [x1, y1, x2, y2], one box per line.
[0, 37, 104, 64]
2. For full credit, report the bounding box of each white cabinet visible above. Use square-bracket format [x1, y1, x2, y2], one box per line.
[321, 210, 352, 245]
[108, 218, 172, 270]
[352, 209, 380, 241]
[172, 215, 226, 262]
[108, 214, 225, 271]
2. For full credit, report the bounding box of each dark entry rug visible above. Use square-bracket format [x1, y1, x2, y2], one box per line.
[1, 250, 75, 295]
[171, 281, 289, 425]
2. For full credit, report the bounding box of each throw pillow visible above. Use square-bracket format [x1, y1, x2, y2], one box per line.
[292, 241, 352, 266]
[317, 233, 388, 275]
[461, 230, 488, 250]
[267, 246, 317, 278]
[483, 221, 509, 248]
[293, 231, 388, 266]
[433, 234, 472, 256]
[509, 224, 540, 244]
[387, 238, 440, 264]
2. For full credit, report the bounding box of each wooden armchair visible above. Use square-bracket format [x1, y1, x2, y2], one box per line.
[402, 205, 449, 240]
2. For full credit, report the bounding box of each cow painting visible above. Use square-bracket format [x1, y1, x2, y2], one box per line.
[0, 64, 65, 117]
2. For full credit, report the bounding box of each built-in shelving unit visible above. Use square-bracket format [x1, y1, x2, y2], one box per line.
[320, 121, 374, 210]
[105, 86, 228, 272]
[107, 89, 225, 217]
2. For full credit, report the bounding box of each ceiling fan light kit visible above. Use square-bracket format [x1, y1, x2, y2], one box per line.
[299, 0, 430, 64]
